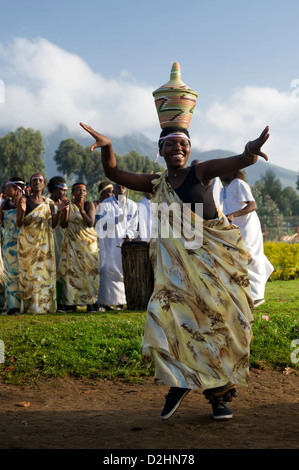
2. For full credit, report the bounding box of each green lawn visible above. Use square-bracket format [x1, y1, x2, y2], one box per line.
[0, 279, 298, 384]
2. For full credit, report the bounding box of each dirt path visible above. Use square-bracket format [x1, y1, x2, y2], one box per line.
[0, 368, 298, 451]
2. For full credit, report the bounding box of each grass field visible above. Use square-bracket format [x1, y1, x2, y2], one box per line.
[0, 279, 298, 385]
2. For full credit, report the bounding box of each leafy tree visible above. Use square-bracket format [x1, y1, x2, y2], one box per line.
[0, 127, 45, 183]
[259, 169, 283, 204]
[54, 138, 105, 188]
[280, 186, 299, 216]
[252, 185, 281, 218]
[54, 142, 165, 201]
[297, 172, 299, 192]
[116, 150, 165, 174]
[252, 169, 290, 216]
[54, 138, 87, 181]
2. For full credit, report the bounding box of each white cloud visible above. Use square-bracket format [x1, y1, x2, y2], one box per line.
[0, 37, 157, 137]
[190, 86, 299, 171]
[0, 37, 299, 171]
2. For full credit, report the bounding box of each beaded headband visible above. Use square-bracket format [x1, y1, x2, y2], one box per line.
[7, 180, 26, 192]
[157, 132, 191, 159]
[31, 174, 44, 181]
[159, 132, 191, 144]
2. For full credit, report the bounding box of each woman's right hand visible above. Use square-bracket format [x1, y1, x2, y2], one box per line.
[79, 123, 112, 152]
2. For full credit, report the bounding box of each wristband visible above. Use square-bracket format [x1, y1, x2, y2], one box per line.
[243, 143, 258, 164]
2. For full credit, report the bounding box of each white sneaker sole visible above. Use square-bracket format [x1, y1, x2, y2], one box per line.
[213, 413, 233, 421]
[254, 299, 265, 307]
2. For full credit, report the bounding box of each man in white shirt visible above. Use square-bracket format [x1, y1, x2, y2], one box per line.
[95, 184, 138, 310]
[222, 171, 273, 307]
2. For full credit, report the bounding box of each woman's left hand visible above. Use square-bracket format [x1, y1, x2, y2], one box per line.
[57, 198, 70, 212]
[247, 126, 270, 160]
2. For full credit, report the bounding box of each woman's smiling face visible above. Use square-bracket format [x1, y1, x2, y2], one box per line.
[72, 185, 86, 201]
[160, 135, 191, 169]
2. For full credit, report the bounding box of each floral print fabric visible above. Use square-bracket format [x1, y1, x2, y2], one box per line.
[57, 202, 99, 306]
[18, 198, 56, 314]
[141, 173, 254, 391]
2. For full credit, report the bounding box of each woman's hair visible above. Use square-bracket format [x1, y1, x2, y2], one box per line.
[47, 176, 67, 193]
[158, 127, 191, 153]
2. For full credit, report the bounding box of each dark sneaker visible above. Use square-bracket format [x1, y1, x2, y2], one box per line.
[9, 308, 20, 315]
[114, 304, 124, 311]
[212, 402, 233, 421]
[160, 387, 190, 420]
[87, 304, 97, 313]
[2, 308, 20, 315]
[57, 305, 76, 313]
[254, 299, 265, 307]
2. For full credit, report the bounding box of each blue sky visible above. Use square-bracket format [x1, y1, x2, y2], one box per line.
[1, 0, 299, 172]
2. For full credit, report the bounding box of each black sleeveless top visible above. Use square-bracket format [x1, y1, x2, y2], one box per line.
[2, 199, 15, 210]
[25, 195, 43, 216]
[172, 165, 217, 220]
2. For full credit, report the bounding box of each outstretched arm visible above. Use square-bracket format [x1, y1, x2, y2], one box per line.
[196, 126, 270, 185]
[80, 123, 158, 193]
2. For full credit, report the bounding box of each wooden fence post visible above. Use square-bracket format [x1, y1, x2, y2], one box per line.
[263, 226, 267, 242]
[276, 215, 280, 241]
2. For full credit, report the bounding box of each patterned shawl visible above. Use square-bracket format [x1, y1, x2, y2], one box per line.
[142, 173, 254, 390]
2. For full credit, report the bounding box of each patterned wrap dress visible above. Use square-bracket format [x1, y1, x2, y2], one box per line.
[18, 197, 56, 314]
[57, 202, 99, 306]
[141, 172, 254, 391]
[2, 205, 21, 309]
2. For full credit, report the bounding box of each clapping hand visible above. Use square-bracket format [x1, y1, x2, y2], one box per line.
[19, 196, 27, 212]
[57, 198, 70, 213]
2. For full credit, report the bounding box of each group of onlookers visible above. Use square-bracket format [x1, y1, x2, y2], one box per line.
[0, 165, 272, 315]
[0, 175, 151, 315]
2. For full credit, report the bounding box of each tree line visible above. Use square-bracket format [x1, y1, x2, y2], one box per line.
[0, 127, 164, 201]
[0, 127, 299, 212]
[251, 169, 299, 219]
